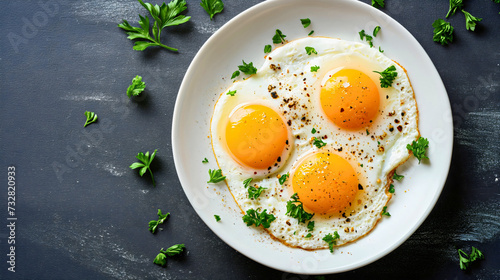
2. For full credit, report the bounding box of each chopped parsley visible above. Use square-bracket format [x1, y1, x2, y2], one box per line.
[84, 111, 98, 127]
[214, 215, 221, 222]
[148, 209, 170, 233]
[458, 246, 484, 270]
[272, 29, 287, 44]
[118, 0, 191, 51]
[372, 0, 385, 8]
[308, 30, 314, 36]
[406, 137, 429, 163]
[359, 29, 374, 47]
[238, 60, 257, 75]
[231, 70, 240, 79]
[305, 233, 312, 238]
[207, 169, 226, 183]
[127, 75, 146, 98]
[311, 65, 320, 72]
[279, 172, 289, 185]
[248, 186, 266, 199]
[322, 231, 340, 253]
[202, 158, 209, 163]
[264, 44, 272, 53]
[373, 26, 381, 37]
[300, 18, 311, 28]
[226, 90, 236, 96]
[312, 137, 326, 148]
[305, 46, 317, 55]
[462, 10, 482, 31]
[200, 0, 224, 20]
[373, 65, 397, 88]
[153, 244, 186, 267]
[307, 221, 315, 232]
[446, 0, 463, 18]
[242, 208, 276, 228]
[243, 178, 253, 188]
[393, 171, 404, 181]
[311, 127, 317, 134]
[388, 184, 395, 193]
[366, 129, 370, 135]
[130, 149, 158, 186]
[286, 193, 314, 223]
[379, 46, 384, 53]
[381, 206, 391, 216]
[432, 19, 454, 45]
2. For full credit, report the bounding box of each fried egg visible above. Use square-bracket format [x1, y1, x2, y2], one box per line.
[210, 37, 419, 250]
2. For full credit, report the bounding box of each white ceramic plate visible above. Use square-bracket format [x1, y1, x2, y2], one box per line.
[172, 0, 453, 274]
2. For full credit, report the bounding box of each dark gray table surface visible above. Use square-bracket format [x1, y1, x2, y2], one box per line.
[1, 0, 499, 279]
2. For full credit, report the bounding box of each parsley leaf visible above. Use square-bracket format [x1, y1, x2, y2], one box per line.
[312, 137, 326, 148]
[84, 111, 98, 127]
[322, 231, 340, 253]
[231, 70, 240, 79]
[311, 65, 320, 72]
[242, 208, 276, 228]
[264, 44, 272, 53]
[366, 129, 370, 135]
[373, 65, 397, 88]
[393, 171, 404, 181]
[308, 30, 314, 36]
[458, 247, 484, 270]
[243, 178, 253, 188]
[202, 158, 209, 163]
[432, 19, 454, 45]
[161, 244, 185, 256]
[153, 252, 167, 266]
[214, 215, 221, 222]
[373, 26, 381, 37]
[300, 18, 311, 28]
[130, 149, 157, 186]
[118, 0, 191, 51]
[372, 0, 385, 8]
[305, 46, 317, 55]
[406, 137, 429, 163]
[382, 206, 391, 216]
[248, 185, 266, 199]
[148, 209, 170, 233]
[305, 233, 312, 238]
[226, 90, 236, 96]
[279, 172, 289, 185]
[388, 184, 395, 193]
[462, 10, 482, 31]
[307, 221, 315, 232]
[238, 60, 257, 75]
[272, 29, 287, 44]
[127, 75, 146, 98]
[200, 0, 224, 20]
[286, 193, 314, 223]
[207, 169, 226, 183]
[379, 46, 384, 53]
[446, 0, 463, 18]
[359, 29, 374, 47]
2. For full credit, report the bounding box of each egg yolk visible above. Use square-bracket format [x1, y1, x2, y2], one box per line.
[320, 69, 380, 130]
[292, 152, 358, 214]
[225, 104, 288, 170]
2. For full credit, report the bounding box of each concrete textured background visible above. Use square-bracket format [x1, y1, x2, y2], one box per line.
[1, 0, 499, 279]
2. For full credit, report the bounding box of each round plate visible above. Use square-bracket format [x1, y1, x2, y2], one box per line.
[172, 0, 453, 274]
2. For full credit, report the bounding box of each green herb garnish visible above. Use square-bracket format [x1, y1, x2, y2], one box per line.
[359, 29, 374, 47]
[243, 178, 253, 188]
[264, 44, 272, 53]
[446, 0, 463, 18]
[432, 19, 454, 45]
[311, 128, 317, 134]
[462, 10, 482, 31]
[312, 137, 326, 148]
[214, 215, 221, 222]
[286, 193, 314, 223]
[231, 70, 240, 79]
[388, 184, 395, 193]
[248, 186, 266, 199]
[393, 171, 404, 181]
[242, 208, 276, 228]
[406, 137, 429, 163]
[458, 246, 484, 270]
[153, 244, 186, 266]
[308, 30, 314, 36]
[126, 75, 146, 98]
[148, 209, 170, 233]
[372, 0, 385, 8]
[207, 169, 226, 183]
[279, 172, 289, 185]
[382, 206, 391, 216]
[200, 0, 224, 20]
[238, 60, 257, 75]
[272, 29, 286, 44]
[373, 26, 381, 37]
[118, 0, 191, 51]
[130, 149, 157, 186]
[373, 65, 397, 88]
[307, 221, 315, 232]
[322, 231, 340, 253]
[202, 158, 209, 163]
[84, 111, 98, 127]
[305, 46, 317, 55]
[226, 90, 236, 96]
[311, 65, 320, 72]
[300, 18, 311, 28]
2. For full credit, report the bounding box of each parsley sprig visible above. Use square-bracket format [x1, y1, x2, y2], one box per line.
[84, 111, 98, 127]
[242, 208, 276, 228]
[200, 0, 224, 20]
[373, 65, 397, 88]
[153, 244, 185, 267]
[359, 29, 374, 47]
[286, 193, 314, 223]
[458, 246, 484, 270]
[207, 169, 226, 183]
[300, 18, 311, 28]
[305, 46, 317, 55]
[312, 137, 326, 148]
[127, 75, 146, 98]
[272, 29, 286, 44]
[238, 60, 257, 75]
[393, 171, 404, 181]
[446, 0, 464, 18]
[243, 178, 266, 199]
[149, 209, 170, 233]
[382, 206, 391, 216]
[279, 172, 289, 185]
[118, 0, 191, 51]
[462, 10, 482, 31]
[311, 65, 320, 72]
[432, 19, 454, 45]
[406, 137, 429, 163]
[322, 231, 340, 253]
[130, 149, 158, 186]
[372, 0, 385, 8]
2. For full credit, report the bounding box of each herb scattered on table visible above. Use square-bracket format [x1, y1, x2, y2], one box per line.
[130, 149, 157, 186]
[84, 111, 98, 127]
[148, 209, 170, 233]
[127, 75, 146, 98]
[200, 0, 224, 20]
[153, 244, 186, 267]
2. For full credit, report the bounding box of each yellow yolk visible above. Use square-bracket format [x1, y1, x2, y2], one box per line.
[292, 152, 358, 214]
[320, 69, 380, 130]
[225, 104, 288, 170]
